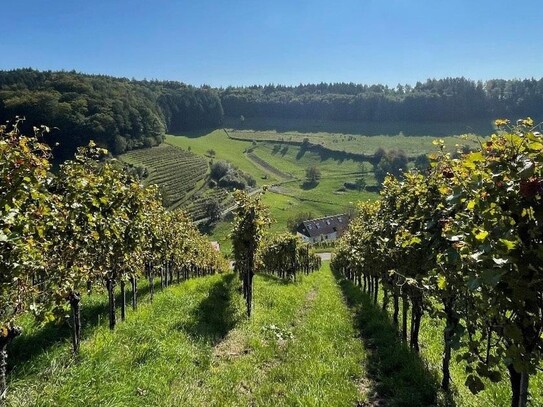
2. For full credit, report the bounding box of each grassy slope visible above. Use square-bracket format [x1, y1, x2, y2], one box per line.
[229, 130, 481, 158]
[6, 265, 367, 407]
[164, 124, 482, 255]
[8, 263, 539, 406]
[167, 131, 377, 254]
[166, 131, 274, 185]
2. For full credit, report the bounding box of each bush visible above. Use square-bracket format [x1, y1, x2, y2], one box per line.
[218, 173, 246, 190]
[243, 173, 257, 188]
[210, 161, 230, 180]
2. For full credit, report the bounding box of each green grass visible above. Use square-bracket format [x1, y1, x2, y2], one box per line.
[166, 131, 274, 185]
[9, 261, 538, 406]
[210, 184, 372, 257]
[229, 129, 482, 158]
[417, 309, 543, 406]
[6, 273, 243, 407]
[334, 271, 439, 406]
[161, 125, 479, 254]
[167, 128, 379, 252]
[6, 265, 367, 406]
[252, 142, 366, 177]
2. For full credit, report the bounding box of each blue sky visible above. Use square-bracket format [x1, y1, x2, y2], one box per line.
[2, 0, 542, 87]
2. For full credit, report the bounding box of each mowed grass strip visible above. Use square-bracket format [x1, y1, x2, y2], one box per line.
[251, 263, 367, 406]
[168, 264, 366, 406]
[7, 264, 368, 407]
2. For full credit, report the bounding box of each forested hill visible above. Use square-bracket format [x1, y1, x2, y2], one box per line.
[2, 70, 543, 159]
[220, 78, 543, 123]
[0, 69, 223, 159]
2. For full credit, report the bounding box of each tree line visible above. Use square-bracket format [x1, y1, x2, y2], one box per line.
[220, 78, 543, 123]
[3, 69, 543, 160]
[331, 118, 543, 407]
[0, 119, 227, 398]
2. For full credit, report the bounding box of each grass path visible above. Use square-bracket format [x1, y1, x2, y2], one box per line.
[6, 264, 367, 406]
[179, 264, 367, 406]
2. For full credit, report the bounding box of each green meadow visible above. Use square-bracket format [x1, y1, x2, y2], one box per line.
[166, 130, 377, 255]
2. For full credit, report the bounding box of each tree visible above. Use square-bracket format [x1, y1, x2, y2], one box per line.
[374, 149, 408, 185]
[210, 161, 230, 180]
[305, 165, 321, 184]
[204, 198, 222, 222]
[332, 119, 543, 407]
[414, 154, 431, 173]
[355, 176, 367, 191]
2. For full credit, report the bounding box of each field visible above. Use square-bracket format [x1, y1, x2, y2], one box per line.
[166, 130, 378, 253]
[7, 263, 541, 406]
[223, 116, 495, 138]
[125, 121, 490, 255]
[228, 129, 481, 158]
[167, 123, 480, 254]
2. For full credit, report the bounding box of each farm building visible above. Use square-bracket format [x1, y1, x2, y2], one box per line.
[296, 214, 350, 244]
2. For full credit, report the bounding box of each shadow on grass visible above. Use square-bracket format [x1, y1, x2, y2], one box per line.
[169, 127, 220, 139]
[300, 181, 319, 190]
[332, 269, 451, 407]
[257, 272, 296, 285]
[176, 273, 241, 345]
[9, 277, 171, 372]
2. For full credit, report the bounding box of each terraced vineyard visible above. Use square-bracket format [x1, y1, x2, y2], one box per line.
[120, 144, 209, 209]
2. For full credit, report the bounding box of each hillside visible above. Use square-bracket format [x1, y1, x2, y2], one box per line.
[2, 69, 542, 161]
[120, 121, 483, 254]
[166, 129, 377, 251]
[0, 69, 222, 159]
[120, 144, 209, 210]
